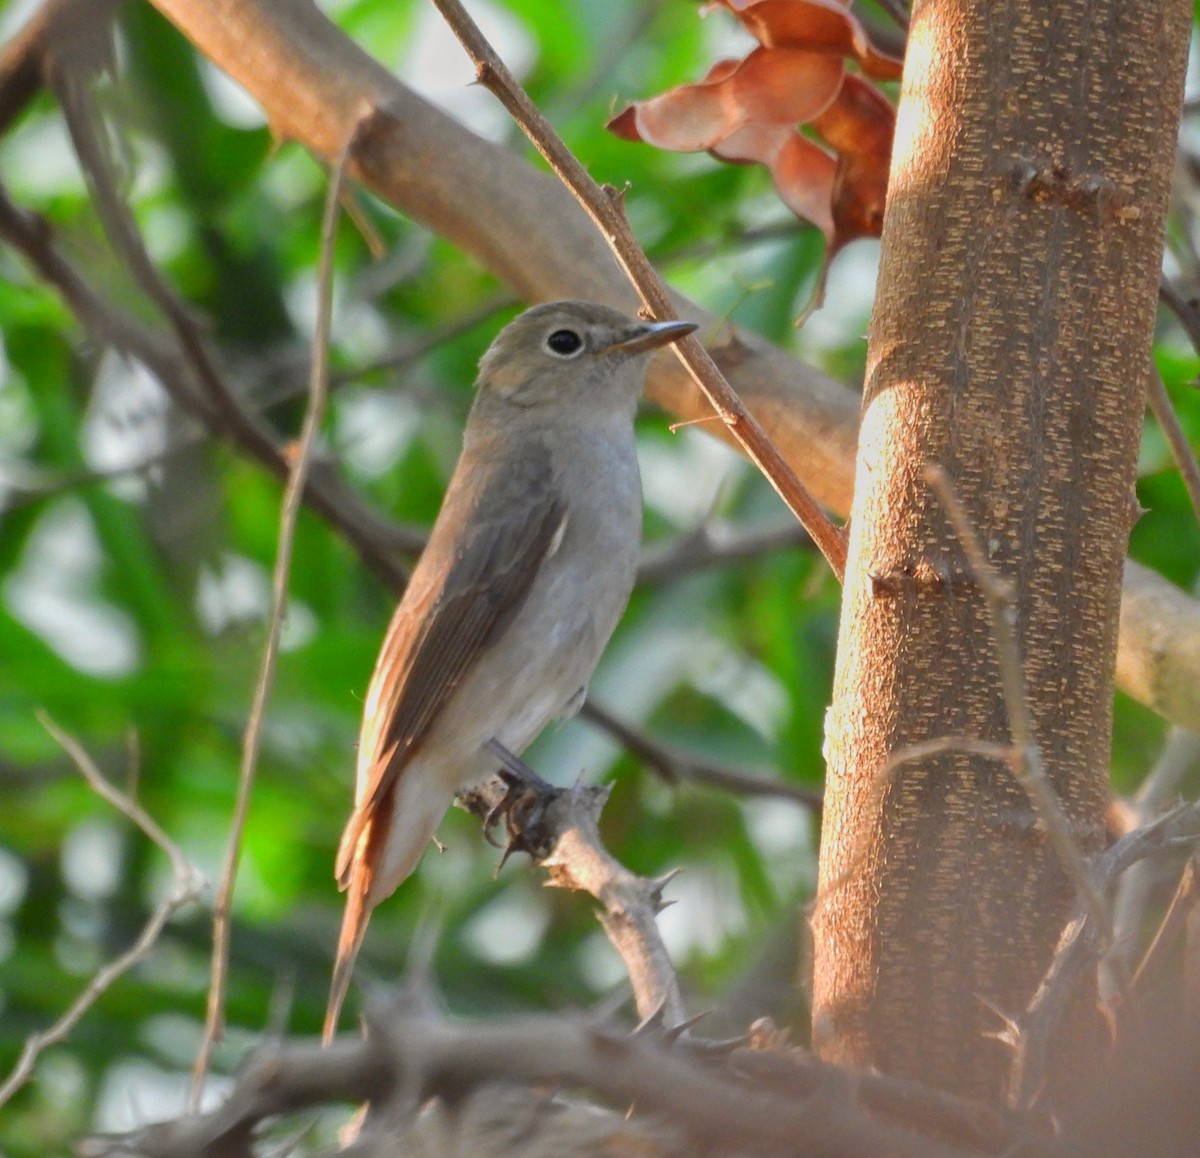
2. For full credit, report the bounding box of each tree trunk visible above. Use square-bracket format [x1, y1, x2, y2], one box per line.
[812, 0, 1190, 1104]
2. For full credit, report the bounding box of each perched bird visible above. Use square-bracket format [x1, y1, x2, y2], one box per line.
[325, 301, 696, 1040]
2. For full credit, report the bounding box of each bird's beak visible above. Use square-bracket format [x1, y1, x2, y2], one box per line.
[605, 318, 698, 355]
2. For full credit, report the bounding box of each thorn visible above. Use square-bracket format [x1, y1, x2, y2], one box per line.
[632, 1001, 668, 1035]
[661, 1008, 711, 1044]
[976, 994, 1022, 1050]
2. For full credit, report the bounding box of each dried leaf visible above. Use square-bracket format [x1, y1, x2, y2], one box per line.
[813, 74, 895, 247]
[716, 0, 904, 80]
[713, 123, 836, 239]
[607, 48, 843, 152]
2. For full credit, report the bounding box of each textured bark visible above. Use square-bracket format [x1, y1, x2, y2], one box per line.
[813, 0, 1191, 1103]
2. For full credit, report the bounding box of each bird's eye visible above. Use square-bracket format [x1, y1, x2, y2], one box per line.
[545, 329, 584, 357]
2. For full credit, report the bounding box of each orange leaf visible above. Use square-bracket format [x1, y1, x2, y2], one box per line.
[713, 123, 837, 240]
[716, 0, 903, 81]
[812, 73, 894, 160]
[606, 47, 843, 152]
[812, 76, 896, 248]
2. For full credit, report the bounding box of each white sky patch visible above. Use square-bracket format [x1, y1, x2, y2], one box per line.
[656, 865, 746, 961]
[399, 1, 534, 141]
[797, 239, 880, 356]
[336, 386, 424, 479]
[461, 884, 549, 967]
[93, 1060, 232, 1133]
[62, 818, 123, 903]
[200, 59, 268, 129]
[638, 426, 746, 528]
[83, 352, 173, 500]
[687, 638, 788, 742]
[741, 796, 817, 896]
[4, 499, 142, 677]
[195, 552, 317, 650]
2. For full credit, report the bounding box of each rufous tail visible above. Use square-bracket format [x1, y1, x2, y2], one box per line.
[324, 876, 371, 1044]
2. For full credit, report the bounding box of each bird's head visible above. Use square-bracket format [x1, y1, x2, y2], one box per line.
[476, 300, 696, 411]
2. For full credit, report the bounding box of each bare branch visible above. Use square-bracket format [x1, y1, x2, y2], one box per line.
[580, 700, 823, 811]
[1107, 728, 1200, 985]
[0, 715, 204, 1110]
[1011, 800, 1200, 1109]
[91, 998, 988, 1158]
[0, 178, 414, 590]
[0, 0, 120, 137]
[1146, 362, 1200, 524]
[636, 517, 812, 586]
[428, 0, 848, 580]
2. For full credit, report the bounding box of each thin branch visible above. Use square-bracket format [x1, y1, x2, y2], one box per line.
[46, 69, 413, 591]
[1010, 800, 1200, 1109]
[1146, 361, 1200, 523]
[0, 715, 204, 1110]
[190, 126, 357, 1106]
[636, 517, 812, 586]
[579, 700, 822, 811]
[429, 0, 848, 581]
[1130, 853, 1198, 995]
[1159, 275, 1200, 361]
[872, 0, 911, 32]
[925, 465, 1110, 937]
[1106, 728, 1200, 986]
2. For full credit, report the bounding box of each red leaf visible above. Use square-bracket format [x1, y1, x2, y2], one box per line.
[714, 123, 836, 239]
[812, 77, 896, 248]
[606, 47, 843, 153]
[812, 73, 894, 160]
[716, 0, 904, 81]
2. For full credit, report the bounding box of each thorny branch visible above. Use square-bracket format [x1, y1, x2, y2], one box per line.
[459, 752, 688, 1028]
[429, 0, 849, 581]
[88, 996, 1016, 1158]
[1010, 800, 1200, 1109]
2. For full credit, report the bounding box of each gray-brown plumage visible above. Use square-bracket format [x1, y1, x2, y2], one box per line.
[325, 302, 696, 1041]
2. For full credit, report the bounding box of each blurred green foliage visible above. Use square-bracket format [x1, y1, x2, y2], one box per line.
[0, 0, 1195, 1151]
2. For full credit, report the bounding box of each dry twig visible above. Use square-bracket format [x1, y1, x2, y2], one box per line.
[0, 715, 204, 1110]
[89, 996, 989, 1158]
[636, 517, 812, 586]
[190, 125, 358, 1105]
[925, 466, 1110, 936]
[580, 700, 822, 811]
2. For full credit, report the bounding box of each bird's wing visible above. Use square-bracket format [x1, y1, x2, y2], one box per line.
[334, 440, 566, 887]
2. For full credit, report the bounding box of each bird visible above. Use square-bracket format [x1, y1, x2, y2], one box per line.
[325, 300, 697, 1041]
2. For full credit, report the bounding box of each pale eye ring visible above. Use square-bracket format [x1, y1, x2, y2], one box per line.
[545, 328, 584, 357]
